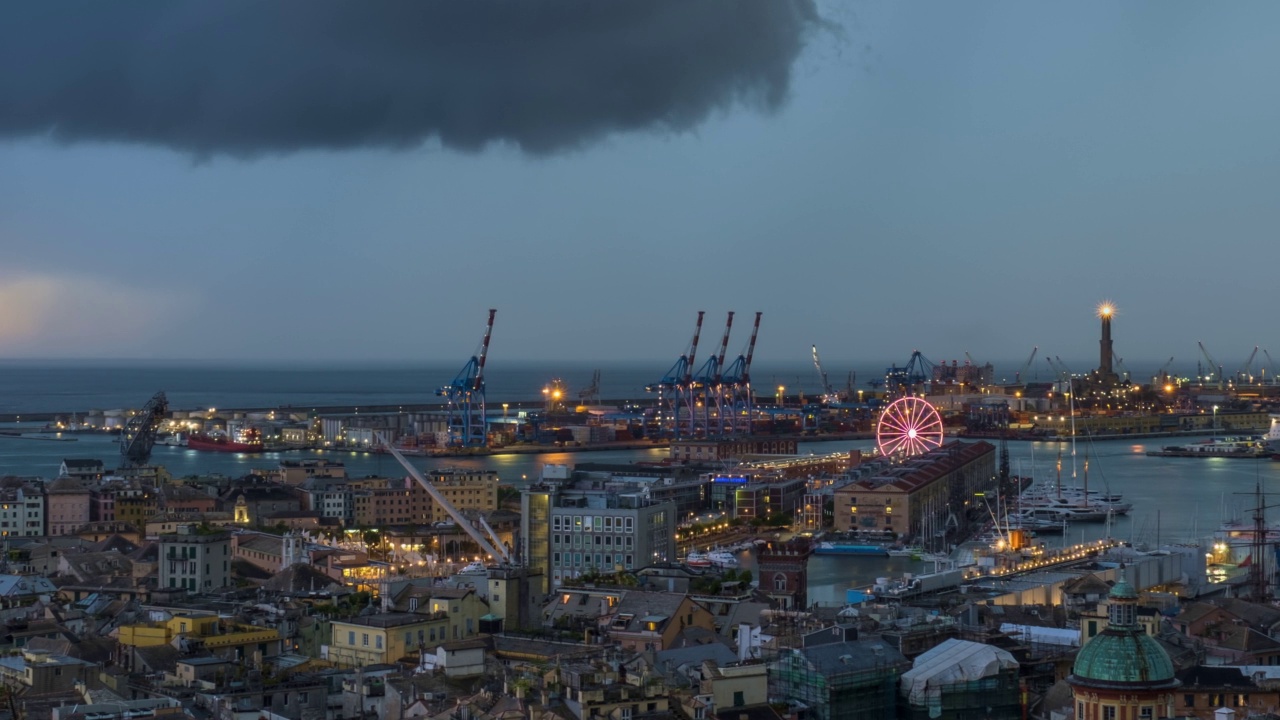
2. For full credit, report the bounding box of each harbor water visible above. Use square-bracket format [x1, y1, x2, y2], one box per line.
[3, 429, 1275, 605]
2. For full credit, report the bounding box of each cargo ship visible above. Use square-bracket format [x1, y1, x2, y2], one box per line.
[186, 428, 264, 453]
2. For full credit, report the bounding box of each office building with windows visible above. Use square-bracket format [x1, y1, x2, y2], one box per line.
[522, 484, 676, 592]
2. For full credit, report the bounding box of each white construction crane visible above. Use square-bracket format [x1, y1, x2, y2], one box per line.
[379, 434, 512, 565]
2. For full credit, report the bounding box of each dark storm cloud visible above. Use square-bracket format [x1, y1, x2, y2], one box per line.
[0, 1, 819, 156]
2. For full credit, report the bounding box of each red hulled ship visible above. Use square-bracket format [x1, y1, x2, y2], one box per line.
[186, 428, 264, 453]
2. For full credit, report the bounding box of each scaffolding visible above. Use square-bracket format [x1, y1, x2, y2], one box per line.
[769, 647, 908, 720]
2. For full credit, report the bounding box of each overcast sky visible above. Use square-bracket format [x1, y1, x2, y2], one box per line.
[2, 1, 1278, 369]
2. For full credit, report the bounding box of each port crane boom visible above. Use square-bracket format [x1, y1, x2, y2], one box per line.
[1015, 346, 1038, 383]
[380, 436, 510, 564]
[812, 344, 836, 403]
[120, 391, 168, 467]
[1237, 346, 1260, 383]
[1265, 349, 1279, 385]
[1111, 351, 1131, 382]
[437, 309, 497, 447]
[1198, 341, 1224, 389]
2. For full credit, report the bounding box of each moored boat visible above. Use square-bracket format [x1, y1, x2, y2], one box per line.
[707, 549, 739, 568]
[813, 542, 889, 556]
[686, 551, 713, 568]
[186, 428, 264, 453]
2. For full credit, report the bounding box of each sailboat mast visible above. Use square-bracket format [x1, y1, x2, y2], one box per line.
[1069, 389, 1078, 488]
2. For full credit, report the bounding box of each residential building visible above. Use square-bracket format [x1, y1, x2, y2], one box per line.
[158, 484, 219, 513]
[1175, 665, 1280, 719]
[0, 480, 45, 537]
[328, 613, 450, 668]
[276, 459, 347, 485]
[347, 471, 498, 528]
[522, 483, 676, 593]
[158, 524, 232, 592]
[45, 477, 92, 536]
[145, 511, 236, 538]
[0, 575, 58, 609]
[58, 459, 103, 483]
[117, 612, 283, 666]
[424, 468, 500, 523]
[0, 648, 96, 696]
[92, 478, 157, 531]
[560, 660, 670, 720]
[601, 591, 717, 652]
[220, 483, 302, 527]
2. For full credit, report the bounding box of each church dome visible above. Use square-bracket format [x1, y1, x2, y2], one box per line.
[1072, 630, 1176, 687]
[1070, 568, 1178, 690]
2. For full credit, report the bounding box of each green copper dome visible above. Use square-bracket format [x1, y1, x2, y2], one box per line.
[1072, 631, 1177, 687]
[1109, 576, 1138, 600]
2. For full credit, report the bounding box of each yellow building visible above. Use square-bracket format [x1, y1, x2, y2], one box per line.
[328, 613, 449, 667]
[329, 589, 489, 667]
[118, 612, 283, 664]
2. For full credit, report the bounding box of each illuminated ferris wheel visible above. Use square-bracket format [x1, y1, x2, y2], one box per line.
[876, 397, 944, 457]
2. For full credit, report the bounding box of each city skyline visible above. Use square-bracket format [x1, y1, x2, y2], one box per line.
[2, 1, 1278, 363]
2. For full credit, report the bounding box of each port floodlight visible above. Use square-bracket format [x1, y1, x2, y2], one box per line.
[876, 397, 944, 458]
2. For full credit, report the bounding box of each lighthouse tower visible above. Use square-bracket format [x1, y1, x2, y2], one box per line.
[1098, 302, 1116, 379]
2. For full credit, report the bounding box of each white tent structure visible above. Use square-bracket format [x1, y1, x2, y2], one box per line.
[900, 638, 1018, 717]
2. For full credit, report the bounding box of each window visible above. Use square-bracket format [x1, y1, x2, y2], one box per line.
[625, 517, 634, 533]
[774, 574, 787, 591]
[348, 631, 355, 645]
[1184, 695, 1195, 708]
[733, 691, 744, 708]
[405, 632, 412, 647]
[362, 633, 369, 646]
[1102, 706, 1116, 720]
[375, 636, 383, 649]
[1139, 707, 1154, 719]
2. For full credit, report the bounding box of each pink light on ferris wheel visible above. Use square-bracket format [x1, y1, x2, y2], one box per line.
[876, 396, 944, 457]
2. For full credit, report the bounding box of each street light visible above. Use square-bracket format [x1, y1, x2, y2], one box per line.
[1213, 405, 1219, 433]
